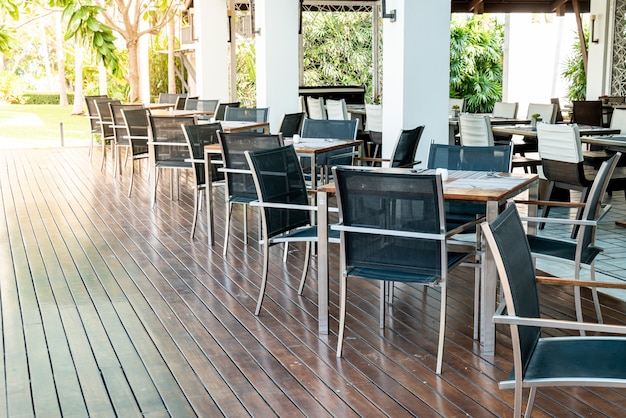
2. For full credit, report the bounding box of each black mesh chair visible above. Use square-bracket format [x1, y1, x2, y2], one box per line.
[516, 153, 621, 325]
[428, 141, 514, 338]
[484, 203, 626, 418]
[110, 103, 144, 179]
[217, 131, 284, 256]
[184, 99, 219, 121]
[572, 100, 603, 126]
[95, 98, 121, 170]
[300, 118, 359, 182]
[224, 107, 269, 123]
[121, 108, 151, 197]
[277, 112, 305, 138]
[355, 126, 424, 167]
[214, 102, 240, 121]
[182, 123, 222, 240]
[147, 115, 197, 207]
[84, 95, 108, 159]
[331, 167, 475, 374]
[244, 145, 338, 315]
[158, 93, 187, 105]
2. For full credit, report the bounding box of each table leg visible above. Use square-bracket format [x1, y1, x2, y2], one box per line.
[480, 200, 499, 355]
[317, 189, 329, 334]
[204, 150, 214, 245]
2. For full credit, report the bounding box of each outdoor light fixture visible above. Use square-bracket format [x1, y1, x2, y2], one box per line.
[590, 14, 599, 43]
[382, 0, 396, 22]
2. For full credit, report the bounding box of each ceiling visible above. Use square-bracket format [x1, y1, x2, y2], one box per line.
[224, 1, 591, 15]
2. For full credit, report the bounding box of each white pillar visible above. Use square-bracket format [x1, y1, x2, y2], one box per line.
[381, 0, 451, 166]
[195, 0, 230, 100]
[255, 0, 300, 132]
[587, 0, 613, 97]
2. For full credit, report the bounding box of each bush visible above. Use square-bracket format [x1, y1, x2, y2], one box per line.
[20, 93, 76, 105]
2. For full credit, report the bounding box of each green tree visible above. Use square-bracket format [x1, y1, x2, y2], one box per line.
[562, 28, 588, 101]
[450, 15, 503, 113]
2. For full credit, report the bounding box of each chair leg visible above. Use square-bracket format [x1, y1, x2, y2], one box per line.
[524, 387, 538, 418]
[100, 139, 107, 171]
[379, 282, 385, 328]
[254, 243, 271, 316]
[570, 187, 590, 239]
[223, 202, 233, 256]
[152, 168, 160, 209]
[297, 242, 311, 295]
[243, 205, 248, 245]
[283, 243, 289, 262]
[590, 261, 604, 324]
[190, 187, 199, 240]
[336, 272, 348, 358]
[128, 158, 135, 197]
[435, 282, 447, 375]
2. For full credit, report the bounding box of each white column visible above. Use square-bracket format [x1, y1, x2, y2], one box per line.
[255, 0, 300, 132]
[381, 0, 451, 166]
[587, 0, 613, 97]
[195, 0, 230, 100]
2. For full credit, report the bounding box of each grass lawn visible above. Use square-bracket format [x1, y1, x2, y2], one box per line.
[0, 104, 91, 148]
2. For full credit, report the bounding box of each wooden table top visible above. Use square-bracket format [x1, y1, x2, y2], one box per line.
[449, 116, 531, 126]
[317, 169, 538, 202]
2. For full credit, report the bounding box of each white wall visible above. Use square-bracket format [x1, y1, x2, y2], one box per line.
[195, 0, 230, 101]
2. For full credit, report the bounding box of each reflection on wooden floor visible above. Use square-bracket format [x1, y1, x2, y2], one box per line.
[1, 146, 625, 417]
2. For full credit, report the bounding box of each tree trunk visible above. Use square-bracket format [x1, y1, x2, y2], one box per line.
[168, 18, 176, 93]
[127, 39, 140, 102]
[72, 41, 84, 115]
[56, 11, 68, 107]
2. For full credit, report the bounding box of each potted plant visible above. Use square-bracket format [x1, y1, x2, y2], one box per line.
[452, 105, 460, 118]
[531, 113, 542, 128]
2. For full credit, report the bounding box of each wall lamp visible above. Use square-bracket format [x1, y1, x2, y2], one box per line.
[382, 0, 396, 22]
[590, 14, 599, 44]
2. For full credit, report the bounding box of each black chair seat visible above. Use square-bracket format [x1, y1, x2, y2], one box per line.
[500, 337, 626, 388]
[527, 235, 602, 265]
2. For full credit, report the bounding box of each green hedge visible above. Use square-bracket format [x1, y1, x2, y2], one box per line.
[21, 93, 76, 105]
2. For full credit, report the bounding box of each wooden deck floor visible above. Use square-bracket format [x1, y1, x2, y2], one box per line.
[2, 146, 626, 417]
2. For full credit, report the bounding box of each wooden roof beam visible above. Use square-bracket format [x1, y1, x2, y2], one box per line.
[468, 0, 484, 14]
[551, 0, 569, 16]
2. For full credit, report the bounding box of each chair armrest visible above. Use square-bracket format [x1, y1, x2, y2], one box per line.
[147, 141, 188, 147]
[493, 312, 626, 334]
[249, 201, 318, 211]
[520, 215, 598, 227]
[536, 275, 626, 290]
[445, 216, 485, 237]
[218, 167, 251, 175]
[332, 224, 446, 241]
[515, 199, 586, 208]
[354, 157, 390, 163]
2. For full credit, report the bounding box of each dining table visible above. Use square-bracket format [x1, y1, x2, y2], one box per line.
[491, 123, 620, 138]
[315, 168, 539, 357]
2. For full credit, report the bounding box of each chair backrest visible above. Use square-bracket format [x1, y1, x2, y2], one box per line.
[217, 132, 284, 201]
[185, 99, 219, 113]
[526, 103, 557, 124]
[182, 123, 222, 186]
[298, 96, 307, 117]
[427, 142, 514, 172]
[175, 96, 187, 110]
[121, 108, 151, 157]
[449, 98, 465, 112]
[301, 119, 359, 140]
[278, 112, 305, 138]
[365, 104, 382, 132]
[158, 93, 186, 104]
[85, 95, 109, 132]
[550, 97, 564, 122]
[244, 145, 311, 240]
[110, 103, 143, 146]
[578, 153, 621, 251]
[492, 102, 518, 118]
[306, 97, 326, 120]
[333, 166, 446, 276]
[536, 123, 583, 164]
[572, 100, 603, 126]
[95, 98, 121, 138]
[224, 107, 269, 122]
[482, 204, 542, 380]
[389, 126, 425, 168]
[610, 108, 626, 134]
[148, 115, 197, 167]
[458, 114, 494, 146]
[325, 99, 349, 120]
[214, 102, 240, 121]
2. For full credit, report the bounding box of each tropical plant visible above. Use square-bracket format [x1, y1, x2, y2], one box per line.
[302, 11, 376, 101]
[562, 28, 588, 101]
[236, 35, 256, 107]
[450, 15, 504, 113]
